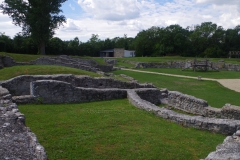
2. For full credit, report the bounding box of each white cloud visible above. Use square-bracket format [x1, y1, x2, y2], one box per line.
[77, 0, 140, 21]
[0, 14, 22, 38]
[1, 0, 240, 41]
[196, 0, 240, 5]
[61, 19, 82, 31]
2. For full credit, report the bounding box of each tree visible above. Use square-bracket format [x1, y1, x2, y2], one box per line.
[0, 32, 13, 52]
[46, 37, 65, 55]
[0, 0, 66, 54]
[13, 33, 37, 54]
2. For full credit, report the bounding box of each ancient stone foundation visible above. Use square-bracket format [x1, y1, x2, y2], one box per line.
[1, 74, 240, 159]
[0, 55, 113, 72]
[0, 86, 47, 160]
[133, 60, 240, 71]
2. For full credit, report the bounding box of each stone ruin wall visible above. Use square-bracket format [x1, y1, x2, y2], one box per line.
[167, 91, 240, 120]
[0, 55, 113, 73]
[134, 60, 240, 71]
[0, 74, 154, 96]
[0, 86, 47, 160]
[1, 75, 240, 159]
[3, 74, 240, 122]
[127, 89, 240, 159]
[31, 80, 128, 104]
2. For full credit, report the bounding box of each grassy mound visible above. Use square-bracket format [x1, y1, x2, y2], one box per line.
[0, 65, 99, 80]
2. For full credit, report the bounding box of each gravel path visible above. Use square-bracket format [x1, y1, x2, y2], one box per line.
[121, 68, 240, 93]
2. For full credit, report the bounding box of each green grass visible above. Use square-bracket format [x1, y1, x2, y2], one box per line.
[113, 70, 240, 108]
[114, 56, 240, 64]
[0, 52, 45, 62]
[19, 99, 225, 160]
[0, 52, 109, 65]
[0, 65, 99, 80]
[114, 60, 136, 68]
[135, 68, 240, 79]
[2, 52, 240, 66]
[72, 56, 108, 65]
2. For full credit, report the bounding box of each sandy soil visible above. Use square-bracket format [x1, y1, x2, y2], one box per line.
[121, 68, 240, 93]
[217, 79, 240, 93]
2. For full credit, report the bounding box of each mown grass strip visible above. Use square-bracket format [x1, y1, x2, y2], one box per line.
[19, 99, 225, 160]
[0, 52, 45, 62]
[114, 56, 240, 64]
[113, 70, 240, 108]
[0, 65, 99, 80]
[136, 68, 240, 79]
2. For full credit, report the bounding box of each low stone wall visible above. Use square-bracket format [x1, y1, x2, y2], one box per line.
[127, 89, 240, 135]
[135, 88, 167, 105]
[0, 86, 47, 160]
[168, 91, 209, 115]
[0, 74, 155, 96]
[31, 80, 128, 104]
[132, 60, 240, 71]
[0, 55, 113, 72]
[221, 104, 240, 120]
[205, 130, 240, 160]
[135, 61, 185, 69]
[167, 91, 240, 120]
[96, 64, 113, 72]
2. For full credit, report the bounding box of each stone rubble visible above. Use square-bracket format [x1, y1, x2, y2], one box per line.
[0, 86, 47, 160]
[205, 130, 240, 160]
[0, 55, 113, 72]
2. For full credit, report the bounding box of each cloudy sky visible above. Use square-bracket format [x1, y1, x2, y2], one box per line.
[0, 0, 240, 42]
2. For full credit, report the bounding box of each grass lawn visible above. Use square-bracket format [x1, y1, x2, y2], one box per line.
[135, 68, 240, 79]
[19, 99, 225, 160]
[113, 70, 240, 108]
[113, 56, 240, 64]
[0, 65, 99, 80]
[0, 52, 45, 62]
[2, 52, 240, 66]
[0, 52, 109, 65]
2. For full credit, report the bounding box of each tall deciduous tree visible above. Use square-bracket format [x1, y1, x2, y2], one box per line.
[0, 0, 66, 54]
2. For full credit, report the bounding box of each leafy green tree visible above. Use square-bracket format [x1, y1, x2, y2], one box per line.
[88, 34, 103, 56]
[46, 37, 66, 55]
[13, 33, 38, 54]
[0, 32, 13, 52]
[0, 0, 66, 54]
[190, 22, 219, 56]
[103, 38, 114, 49]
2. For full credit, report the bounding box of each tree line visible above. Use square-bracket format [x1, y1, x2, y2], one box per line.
[1, 22, 240, 58]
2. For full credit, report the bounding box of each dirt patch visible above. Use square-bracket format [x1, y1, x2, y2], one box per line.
[217, 79, 240, 92]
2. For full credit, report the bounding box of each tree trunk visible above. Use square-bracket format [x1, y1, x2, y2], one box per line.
[39, 40, 46, 55]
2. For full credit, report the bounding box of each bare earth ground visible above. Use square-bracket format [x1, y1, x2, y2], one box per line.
[121, 68, 240, 93]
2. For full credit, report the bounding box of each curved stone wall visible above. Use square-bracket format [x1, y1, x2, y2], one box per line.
[127, 89, 240, 135]
[167, 91, 240, 120]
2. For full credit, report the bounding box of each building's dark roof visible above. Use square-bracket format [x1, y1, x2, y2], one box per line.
[100, 49, 114, 53]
